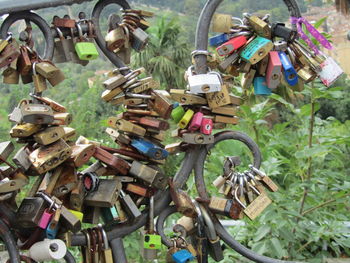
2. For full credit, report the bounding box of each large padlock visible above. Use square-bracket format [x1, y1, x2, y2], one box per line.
[12, 146, 32, 171]
[21, 103, 54, 124]
[211, 13, 233, 33]
[10, 123, 41, 138]
[246, 15, 271, 38]
[74, 23, 99, 60]
[187, 67, 222, 94]
[240, 36, 273, 64]
[119, 190, 142, 218]
[33, 126, 65, 145]
[148, 90, 173, 119]
[17, 196, 48, 228]
[32, 62, 47, 93]
[2, 59, 19, 84]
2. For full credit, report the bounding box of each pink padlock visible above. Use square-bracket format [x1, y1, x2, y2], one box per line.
[188, 112, 204, 132]
[38, 208, 54, 229]
[200, 118, 213, 135]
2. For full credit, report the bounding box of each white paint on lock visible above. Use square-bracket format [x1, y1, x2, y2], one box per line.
[28, 239, 67, 262]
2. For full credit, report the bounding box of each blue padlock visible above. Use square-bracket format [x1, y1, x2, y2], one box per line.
[172, 249, 195, 263]
[131, 138, 169, 160]
[46, 221, 59, 239]
[209, 33, 229, 47]
[253, 77, 271, 96]
[278, 51, 298, 86]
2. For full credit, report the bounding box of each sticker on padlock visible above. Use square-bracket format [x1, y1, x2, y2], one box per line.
[318, 56, 343, 87]
[279, 51, 298, 86]
[200, 118, 213, 135]
[187, 68, 222, 94]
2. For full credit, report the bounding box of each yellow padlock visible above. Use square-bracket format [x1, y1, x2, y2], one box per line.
[68, 209, 84, 222]
[178, 109, 194, 129]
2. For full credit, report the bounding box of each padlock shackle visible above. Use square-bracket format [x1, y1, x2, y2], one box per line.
[193, 0, 301, 75]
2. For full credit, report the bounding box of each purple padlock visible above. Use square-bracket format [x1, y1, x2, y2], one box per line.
[38, 208, 54, 229]
[188, 112, 203, 132]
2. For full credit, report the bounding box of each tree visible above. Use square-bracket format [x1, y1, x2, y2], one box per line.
[132, 16, 191, 90]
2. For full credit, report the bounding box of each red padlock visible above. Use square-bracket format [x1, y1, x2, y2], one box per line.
[266, 51, 282, 89]
[200, 118, 213, 135]
[188, 112, 204, 132]
[216, 36, 247, 56]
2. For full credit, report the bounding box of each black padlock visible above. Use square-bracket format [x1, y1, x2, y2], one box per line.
[271, 23, 297, 42]
[16, 196, 47, 228]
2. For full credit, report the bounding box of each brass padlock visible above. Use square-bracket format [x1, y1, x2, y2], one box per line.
[148, 90, 173, 119]
[30, 95, 66, 113]
[33, 126, 65, 145]
[2, 59, 19, 84]
[206, 84, 231, 109]
[62, 127, 76, 141]
[0, 141, 14, 161]
[214, 114, 239, 124]
[129, 161, 167, 190]
[115, 119, 146, 137]
[105, 26, 127, 51]
[12, 146, 32, 171]
[32, 62, 47, 93]
[70, 144, 96, 167]
[0, 39, 20, 69]
[182, 133, 214, 144]
[52, 112, 72, 126]
[211, 13, 233, 33]
[247, 15, 271, 39]
[52, 163, 77, 197]
[101, 87, 123, 102]
[170, 90, 207, 105]
[212, 106, 238, 116]
[103, 74, 127, 90]
[84, 179, 122, 207]
[29, 139, 72, 174]
[10, 123, 41, 138]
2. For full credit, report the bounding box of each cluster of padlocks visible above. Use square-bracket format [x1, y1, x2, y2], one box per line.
[0, 1, 345, 262]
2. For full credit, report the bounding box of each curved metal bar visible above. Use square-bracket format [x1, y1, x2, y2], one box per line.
[110, 238, 127, 263]
[91, 0, 131, 74]
[0, 11, 55, 60]
[0, 218, 21, 263]
[71, 146, 201, 246]
[194, 131, 302, 263]
[63, 250, 76, 263]
[155, 205, 178, 248]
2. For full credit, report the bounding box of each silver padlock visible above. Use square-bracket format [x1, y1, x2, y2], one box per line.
[131, 28, 149, 52]
[187, 66, 222, 94]
[273, 40, 288, 52]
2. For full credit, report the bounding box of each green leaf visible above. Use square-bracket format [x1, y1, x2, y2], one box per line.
[299, 102, 320, 116]
[253, 225, 271, 242]
[270, 238, 284, 258]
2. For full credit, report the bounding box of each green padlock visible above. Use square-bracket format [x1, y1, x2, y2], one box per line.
[171, 105, 185, 123]
[74, 23, 99, 60]
[143, 196, 162, 250]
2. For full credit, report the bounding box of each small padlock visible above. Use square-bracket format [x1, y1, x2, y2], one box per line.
[12, 146, 32, 171]
[21, 103, 54, 124]
[188, 112, 203, 132]
[17, 196, 48, 228]
[74, 23, 99, 60]
[206, 84, 231, 109]
[105, 26, 127, 51]
[253, 77, 271, 96]
[0, 39, 20, 69]
[33, 126, 65, 145]
[131, 27, 149, 51]
[116, 119, 146, 137]
[143, 196, 162, 249]
[200, 118, 213, 135]
[84, 179, 122, 207]
[119, 189, 142, 218]
[216, 35, 247, 56]
[129, 161, 167, 190]
[271, 22, 295, 42]
[171, 105, 186, 123]
[187, 67, 222, 94]
[209, 33, 229, 47]
[182, 133, 214, 144]
[218, 52, 240, 72]
[131, 138, 169, 160]
[0, 33, 12, 53]
[53, 27, 72, 63]
[10, 123, 41, 138]
[241, 68, 256, 89]
[279, 51, 298, 86]
[247, 15, 271, 38]
[172, 249, 195, 263]
[240, 36, 273, 64]
[178, 109, 194, 129]
[2, 59, 19, 84]
[38, 206, 55, 229]
[31, 62, 47, 93]
[266, 51, 282, 89]
[171, 90, 207, 105]
[0, 141, 14, 161]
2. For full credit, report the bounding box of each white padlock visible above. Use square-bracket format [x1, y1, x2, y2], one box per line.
[318, 56, 343, 87]
[28, 239, 67, 262]
[186, 66, 222, 94]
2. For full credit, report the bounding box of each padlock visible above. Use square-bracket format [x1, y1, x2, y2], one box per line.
[103, 74, 127, 90]
[241, 68, 256, 89]
[216, 36, 247, 56]
[47, 67, 65, 87]
[13, 146, 32, 171]
[131, 138, 169, 160]
[212, 106, 238, 116]
[278, 51, 298, 86]
[68, 209, 83, 222]
[143, 196, 162, 250]
[318, 56, 343, 87]
[30, 96, 66, 113]
[21, 103, 54, 124]
[253, 77, 271, 96]
[35, 61, 60, 79]
[209, 196, 241, 219]
[29, 139, 72, 174]
[171, 105, 186, 123]
[297, 67, 316, 83]
[187, 68, 222, 94]
[17, 196, 48, 228]
[46, 221, 59, 239]
[0, 33, 12, 53]
[139, 117, 170, 130]
[53, 17, 76, 28]
[126, 183, 151, 197]
[106, 128, 131, 144]
[209, 33, 229, 47]
[98, 224, 114, 263]
[274, 40, 288, 52]
[62, 127, 76, 141]
[0, 39, 20, 69]
[84, 179, 121, 207]
[38, 207, 55, 229]
[266, 51, 282, 89]
[52, 112, 72, 126]
[178, 109, 194, 129]
[172, 249, 195, 263]
[33, 126, 65, 145]
[249, 165, 278, 192]
[206, 84, 231, 109]
[129, 161, 167, 190]
[182, 133, 214, 144]
[2, 60, 19, 84]
[131, 78, 160, 93]
[10, 123, 41, 138]
[53, 27, 72, 63]
[171, 90, 207, 105]
[106, 26, 127, 51]
[70, 144, 95, 167]
[131, 27, 149, 51]
[148, 90, 173, 119]
[0, 141, 14, 161]
[115, 119, 146, 136]
[218, 52, 240, 72]
[240, 36, 273, 64]
[119, 189, 142, 218]
[69, 180, 84, 211]
[200, 118, 213, 135]
[93, 147, 130, 175]
[247, 15, 271, 38]
[271, 22, 295, 42]
[74, 23, 99, 60]
[51, 163, 77, 197]
[214, 114, 239, 124]
[0, 177, 27, 193]
[188, 112, 203, 132]
[31, 62, 47, 93]
[257, 56, 269, 76]
[101, 87, 124, 102]
[234, 186, 271, 220]
[211, 13, 233, 33]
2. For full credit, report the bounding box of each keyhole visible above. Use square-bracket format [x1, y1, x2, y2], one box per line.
[202, 85, 210, 92]
[49, 243, 59, 252]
